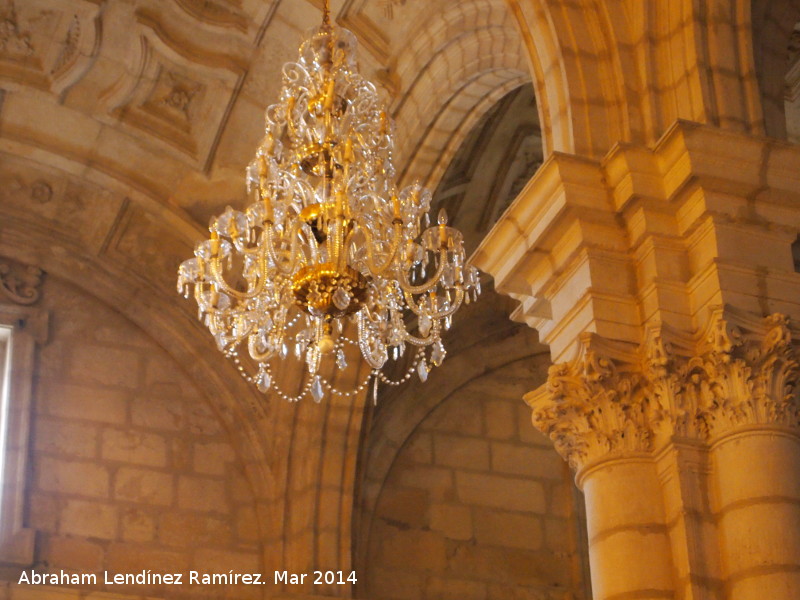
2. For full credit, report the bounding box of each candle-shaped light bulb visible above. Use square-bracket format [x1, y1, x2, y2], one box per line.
[438, 208, 447, 245]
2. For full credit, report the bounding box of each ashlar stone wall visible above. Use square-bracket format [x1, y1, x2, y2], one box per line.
[364, 359, 589, 600]
[15, 277, 262, 600]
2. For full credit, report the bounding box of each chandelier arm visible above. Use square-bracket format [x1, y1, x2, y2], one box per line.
[398, 248, 448, 294]
[401, 289, 425, 316]
[402, 326, 439, 347]
[208, 259, 258, 301]
[435, 288, 465, 318]
[355, 220, 403, 277]
[247, 334, 276, 361]
[206, 235, 269, 302]
[264, 220, 310, 275]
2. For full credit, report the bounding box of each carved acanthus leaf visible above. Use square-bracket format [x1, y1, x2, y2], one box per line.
[529, 310, 800, 472]
[527, 334, 658, 470]
[694, 310, 800, 437]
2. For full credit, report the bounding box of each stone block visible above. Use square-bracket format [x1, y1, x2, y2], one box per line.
[193, 548, 261, 573]
[187, 404, 222, 435]
[236, 506, 261, 544]
[401, 432, 433, 464]
[43, 536, 104, 571]
[37, 458, 109, 498]
[491, 443, 565, 479]
[429, 503, 473, 540]
[114, 467, 173, 506]
[473, 509, 543, 550]
[434, 434, 490, 471]
[544, 517, 571, 552]
[68, 345, 141, 389]
[159, 511, 231, 547]
[455, 472, 545, 513]
[193, 441, 234, 475]
[426, 397, 483, 436]
[102, 429, 167, 467]
[391, 465, 455, 501]
[178, 476, 228, 513]
[484, 400, 516, 440]
[106, 542, 189, 575]
[34, 418, 98, 458]
[425, 576, 487, 600]
[28, 493, 60, 532]
[377, 529, 447, 571]
[43, 383, 127, 424]
[130, 397, 184, 431]
[120, 507, 155, 542]
[60, 499, 118, 539]
[376, 486, 429, 529]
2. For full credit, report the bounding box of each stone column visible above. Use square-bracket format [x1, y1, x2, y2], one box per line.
[526, 336, 675, 600]
[473, 122, 800, 600]
[696, 314, 800, 600]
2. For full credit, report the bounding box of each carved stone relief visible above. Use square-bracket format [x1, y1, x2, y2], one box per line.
[103, 11, 244, 167]
[528, 308, 800, 471]
[0, 152, 124, 251]
[0, 259, 43, 306]
[0, 0, 100, 93]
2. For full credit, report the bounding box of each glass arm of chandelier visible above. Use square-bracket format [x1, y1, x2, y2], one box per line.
[398, 247, 449, 295]
[401, 286, 463, 320]
[263, 219, 312, 274]
[247, 334, 274, 361]
[355, 218, 404, 277]
[402, 319, 441, 347]
[207, 245, 269, 301]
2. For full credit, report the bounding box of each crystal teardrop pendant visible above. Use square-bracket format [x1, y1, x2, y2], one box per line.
[417, 358, 429, 382]
[431, 341, 446, 366]
[311, 375, 324, 403]
[336, 348, 347, 369]
[256, 369, 271, 393]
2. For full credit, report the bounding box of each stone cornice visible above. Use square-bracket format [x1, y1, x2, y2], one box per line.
[474, 121, 800, 365]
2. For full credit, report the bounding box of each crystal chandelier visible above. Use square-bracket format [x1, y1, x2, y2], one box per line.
[177, 1, 480, 402]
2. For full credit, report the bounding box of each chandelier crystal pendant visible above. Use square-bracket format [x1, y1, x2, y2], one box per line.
[177, 2, 480, 402]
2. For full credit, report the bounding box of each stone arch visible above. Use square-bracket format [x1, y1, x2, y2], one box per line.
[752, 0, 800, 139]
[507, 0, 763, 157]
[0, 147, 370, 591]
[354, 292, 558, 571]
[391, 0, 532, 189]
[504, 0, 629, 158]
[355, 312, 589, 597]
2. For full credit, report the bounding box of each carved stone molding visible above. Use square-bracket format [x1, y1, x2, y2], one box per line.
[0, 259, 43, 306]
[528, 307, 800, 471]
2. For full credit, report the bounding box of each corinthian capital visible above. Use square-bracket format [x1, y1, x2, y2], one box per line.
[526, 333, 659, 471]
[692, 308, 800, 439]
[527, 308, 800, 471]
